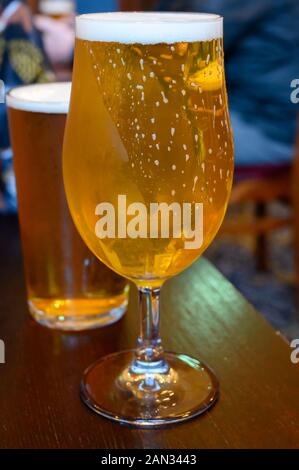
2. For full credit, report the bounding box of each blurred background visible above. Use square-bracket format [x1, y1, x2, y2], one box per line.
[1, 0, 299, 338]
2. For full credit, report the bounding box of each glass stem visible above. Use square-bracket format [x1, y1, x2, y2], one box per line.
[130, 286, 169, 375]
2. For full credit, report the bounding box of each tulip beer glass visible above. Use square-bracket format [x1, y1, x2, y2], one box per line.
[63, 13, 234, 426]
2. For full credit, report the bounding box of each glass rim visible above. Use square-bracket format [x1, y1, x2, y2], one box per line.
[77, 12, 223, 23]
[75, 12, 223, 44]
[6, 82, 71, 114]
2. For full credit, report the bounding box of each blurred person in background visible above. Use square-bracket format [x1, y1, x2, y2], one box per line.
[34, 0, 75, 68]
[33, 1, 117, 71]
[0, 0, 53, 212]
[0, 0, 120, 212]
[159, 0, 299, 167]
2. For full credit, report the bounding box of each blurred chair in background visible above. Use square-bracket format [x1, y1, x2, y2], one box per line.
[223, 136, 295, 272]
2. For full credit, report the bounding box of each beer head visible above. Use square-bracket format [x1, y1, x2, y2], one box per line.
[6, 82, 71, 114]
[76, 12, 222, 43]
[39, 0, 74, 18]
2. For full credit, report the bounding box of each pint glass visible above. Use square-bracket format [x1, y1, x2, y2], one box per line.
[7, 82, 128, 330]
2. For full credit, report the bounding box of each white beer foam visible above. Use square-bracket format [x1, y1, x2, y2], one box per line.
[39, 0, 74, 15]
[6, 82, 71, 113]
[76, 12, 222, 44]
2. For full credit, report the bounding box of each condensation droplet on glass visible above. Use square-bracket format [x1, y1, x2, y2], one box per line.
[161, 91, 168, 104]
[192, 176, 198, 192]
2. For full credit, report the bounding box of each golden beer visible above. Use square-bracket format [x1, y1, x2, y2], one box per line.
[63, 16, 234, 287]
[7, 83, 128, 330]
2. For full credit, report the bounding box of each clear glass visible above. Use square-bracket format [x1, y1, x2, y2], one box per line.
[7, 83, 129, 331]
[63, 13, 234, 426]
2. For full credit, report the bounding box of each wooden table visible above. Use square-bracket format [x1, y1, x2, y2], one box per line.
[0, 215, 298, 449]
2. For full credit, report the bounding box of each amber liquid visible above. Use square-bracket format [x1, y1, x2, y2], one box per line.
[63, 38, 234, 287]
[8, 108, 128, 328]
[47, 13, 68, 19]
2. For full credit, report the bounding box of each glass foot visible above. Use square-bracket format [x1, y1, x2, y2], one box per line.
[81, 350, 219, 427]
